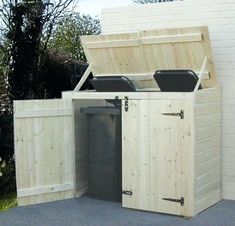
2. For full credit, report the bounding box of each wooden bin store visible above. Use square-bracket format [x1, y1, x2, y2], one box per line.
[14, 26, 221, 217]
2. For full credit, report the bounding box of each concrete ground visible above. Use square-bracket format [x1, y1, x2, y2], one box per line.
[0, 196, 234, 226]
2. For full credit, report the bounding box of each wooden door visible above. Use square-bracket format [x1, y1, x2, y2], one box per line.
[14, 99, 75, 206]
[122, 99, 192, 216]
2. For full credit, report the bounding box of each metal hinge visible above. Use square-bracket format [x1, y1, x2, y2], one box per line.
[124, 96, 129, 112]
[162, 110, 184, 119]
[162, 197, 184, 206]
[122, 190, 133, 196]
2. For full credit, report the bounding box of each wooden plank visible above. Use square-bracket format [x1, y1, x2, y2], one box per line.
[196, 147, 220, 164]
[194, 57, 208, 91]
[196, 135, 220, 154]
[18, 183, 74, 198]
[17, 190, 75, 206]
[195, 156, 220, 181]
[141, 33, 202, 45]
[86, 39, 140, 49]
[195, 190, 221, 215]
[94, 71, 210, 79]
[14, 109, 72, 118]
[122, 99, 141, 209]
[195, 102, 221, 115]
[196, 167, 220, 191]
[195, 178, 220, 201]
[196, 125, 221, 141]
[73, 64, 92, 92]
[72, 91, 193, 100]
[195, 113, 221, 129]
[180, 100, 195, 217]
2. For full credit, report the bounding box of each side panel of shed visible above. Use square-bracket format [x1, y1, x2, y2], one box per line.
[194, 88, 222, 214]
[14, 99, 75, 206]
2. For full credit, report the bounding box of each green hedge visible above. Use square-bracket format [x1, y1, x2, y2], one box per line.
[0, 114, 16, 195]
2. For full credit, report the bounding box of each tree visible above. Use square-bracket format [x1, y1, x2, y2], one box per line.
[133, 0, 181, 3]
[0, 0, 77, 101]
[48, 13, 101, 62]
[0, 0, 77, 196]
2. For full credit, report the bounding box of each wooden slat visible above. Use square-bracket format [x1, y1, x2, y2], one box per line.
[196, 125, 221, 141]
[196, 147, 220, 165]
[72, 91, 193, 100]
[196, 156, 220, 177]
[195, 178, 220, 200]
[196, 167, 220, 191]
[14, 109, 72, 118]
[85, 33, 203, 49]
[17, 191, 75, 206]
[94, 71, 210, 79]
[86, 39, 140, 49]
[195, 102, 221, 115]
[195, 113, 221, 129]
[195, 190, 221, 215]
[141, 33, 202, 45]
[73, 64, 92, 92]
[196, 135, 220, 154]
[18, 183, 74, 198]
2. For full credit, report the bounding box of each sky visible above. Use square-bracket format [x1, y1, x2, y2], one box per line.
[75, 0, 133, 18]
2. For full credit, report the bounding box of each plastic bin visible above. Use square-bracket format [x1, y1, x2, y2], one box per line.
[80, 106, 122, 202]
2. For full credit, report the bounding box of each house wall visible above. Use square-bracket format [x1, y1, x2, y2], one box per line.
[101, 0, 235, 200]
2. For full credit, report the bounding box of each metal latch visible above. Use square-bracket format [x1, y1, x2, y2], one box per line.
[122, 190, 133, 196]
[162, 197, 184, 206]
[124, 96, 129, 112]
[162, 110, 184, 119]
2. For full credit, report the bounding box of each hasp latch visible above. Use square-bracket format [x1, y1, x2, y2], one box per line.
[124, 96, 129, 112]
[162, 197, 184, 206]
[122, 190, 133, 196]
[162, 110, 184, 119]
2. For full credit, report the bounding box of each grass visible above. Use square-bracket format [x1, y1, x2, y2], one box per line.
[0, 193, 17, 211]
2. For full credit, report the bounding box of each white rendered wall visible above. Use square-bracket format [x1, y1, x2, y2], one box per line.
[101, 0, 235, 200]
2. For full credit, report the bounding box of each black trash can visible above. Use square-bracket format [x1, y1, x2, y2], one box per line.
[80, 106, 122, 202]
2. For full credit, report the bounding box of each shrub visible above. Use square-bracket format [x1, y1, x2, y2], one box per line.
[0, 156, 16, 195]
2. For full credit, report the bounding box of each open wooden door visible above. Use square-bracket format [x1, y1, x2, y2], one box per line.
[122, 99, 193, 216]
[14, 99, 75, 206]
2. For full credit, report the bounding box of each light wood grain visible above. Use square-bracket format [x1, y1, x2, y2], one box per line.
[194, 88, 222, 214]
[14, 99, 106, 205]
[14, 99, 76, 206]
[122, 99, 194, 216]
[80, 26, 217, 90]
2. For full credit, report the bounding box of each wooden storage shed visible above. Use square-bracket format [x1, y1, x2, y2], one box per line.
[14, 26, 221, 217]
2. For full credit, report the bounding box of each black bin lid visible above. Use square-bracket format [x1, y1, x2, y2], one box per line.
[90, 76, 136, 92]
[154, 70, 202, 92]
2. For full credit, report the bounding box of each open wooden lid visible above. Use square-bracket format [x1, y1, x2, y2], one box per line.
[80, 26, 217, 89]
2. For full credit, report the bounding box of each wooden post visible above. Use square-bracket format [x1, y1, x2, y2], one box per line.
[73, 64, 93, 93]
[194, 56, 207, 91]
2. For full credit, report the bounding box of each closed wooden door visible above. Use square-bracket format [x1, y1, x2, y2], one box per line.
[122, 99, 192, 216]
